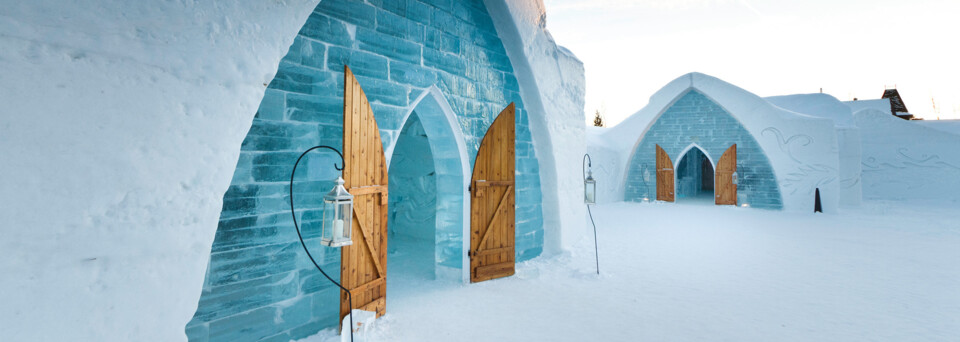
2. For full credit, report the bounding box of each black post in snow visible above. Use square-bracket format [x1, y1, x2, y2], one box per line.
[814, 188, 823, 213]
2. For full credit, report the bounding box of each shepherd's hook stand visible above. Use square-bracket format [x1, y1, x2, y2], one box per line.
[584, 154, 600, 275]
[289, 146, 354, 342]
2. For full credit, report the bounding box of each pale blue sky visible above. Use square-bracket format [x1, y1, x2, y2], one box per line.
[542, 0, 960, 125]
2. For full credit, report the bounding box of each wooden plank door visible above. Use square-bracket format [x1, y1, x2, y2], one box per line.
[655, 144, 675, 202]
[715, 144, 737, 205]
[469, 103, 516, 283]
[340, 66, 389, 321]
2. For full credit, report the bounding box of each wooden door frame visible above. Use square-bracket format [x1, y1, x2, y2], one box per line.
[339, 66, 389, 321]
[385, 86, 473, 284]
[673, 143, 716, 202]
[468, 103, 516, 283]
[655, 144, 675, 202]
[715, 144, 738, 205]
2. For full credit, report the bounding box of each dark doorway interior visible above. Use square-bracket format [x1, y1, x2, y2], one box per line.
[676, 148, 714, 201]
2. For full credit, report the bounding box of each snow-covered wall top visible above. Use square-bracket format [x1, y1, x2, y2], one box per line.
[593, 73, 840, 212]
[855, 109, 960, 203]
[844, 98, 891, 116]
[914, 120, 960, 136]
[0, 1, 321, 341]
[765, 93, 857, 128]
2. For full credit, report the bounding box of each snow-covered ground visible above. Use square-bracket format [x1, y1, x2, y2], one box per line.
[304, 200, 960, 341]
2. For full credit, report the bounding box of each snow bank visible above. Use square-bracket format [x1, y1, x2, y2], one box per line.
[592, 73, 840, 212]
[485, 0, 587, 253]
[855, 109, 960, 202]
[0, 1, 319, 340]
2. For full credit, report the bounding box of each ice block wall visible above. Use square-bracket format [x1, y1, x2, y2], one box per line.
[624, 91, 783, 209]
[187, 1, 545, 340]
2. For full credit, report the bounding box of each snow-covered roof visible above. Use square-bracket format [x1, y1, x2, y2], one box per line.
[844, 98, 891, 116]
[603, 72, 832, 149]
[765, 93, 857, 128]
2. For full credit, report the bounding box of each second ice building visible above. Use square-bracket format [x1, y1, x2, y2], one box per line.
[591, 73, 863, 212]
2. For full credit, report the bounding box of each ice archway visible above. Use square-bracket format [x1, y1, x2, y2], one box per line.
[387, 87, 472, 283]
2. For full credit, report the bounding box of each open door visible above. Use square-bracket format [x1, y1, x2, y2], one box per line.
[656, 144, 675, 202]
[340, 66, 389, 321]
[715, 144, 737, 205]
[469, 103, 516, 283]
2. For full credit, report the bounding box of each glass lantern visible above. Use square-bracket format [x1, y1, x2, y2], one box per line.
[584, 170, 596, 205]
[321, 176, 354, 247]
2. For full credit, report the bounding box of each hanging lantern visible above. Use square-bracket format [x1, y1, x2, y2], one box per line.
[321, 176, 354, 247]
[584, 169, 597, 205]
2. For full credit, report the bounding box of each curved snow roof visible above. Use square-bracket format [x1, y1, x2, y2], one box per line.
[844, 98, 891, 116]
[603, 72, 831, 149]
[765, 93, 857, 128]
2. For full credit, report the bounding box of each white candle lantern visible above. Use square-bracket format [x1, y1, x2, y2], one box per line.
[322, 176, 354, 247]
[584, 169, 597, 205]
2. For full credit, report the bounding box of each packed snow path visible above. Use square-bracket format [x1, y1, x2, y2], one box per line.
[305, 201, 960, 341]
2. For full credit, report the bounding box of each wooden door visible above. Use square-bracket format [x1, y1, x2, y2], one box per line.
[340, 66, 389, 321]
[715, 144, 737, 205]
[655, 144, 675, 202]
[469, 103, 516, 283]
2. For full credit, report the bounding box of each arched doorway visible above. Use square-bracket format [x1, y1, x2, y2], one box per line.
[386, 87, 471, 294]
[388, 113, 437, 282]
[675, 145, 714, 203]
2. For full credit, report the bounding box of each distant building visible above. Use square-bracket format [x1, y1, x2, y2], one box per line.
[882, 89, 911, 118]
[599, 73, 848, 212]
[843, 88, 916, 120]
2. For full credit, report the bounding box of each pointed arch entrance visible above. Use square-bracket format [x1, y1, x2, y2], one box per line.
[625, 89, 782, 209]
[386, 87, 472, 286]
[674, 144, 715, 203]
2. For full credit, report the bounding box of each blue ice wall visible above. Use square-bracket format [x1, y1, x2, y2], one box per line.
[187, 1, 543, 341]
[624, 91, 782, 209]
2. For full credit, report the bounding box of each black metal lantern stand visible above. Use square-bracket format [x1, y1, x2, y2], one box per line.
[289, 146, 355, 342]
[583, 154, 600, 275]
